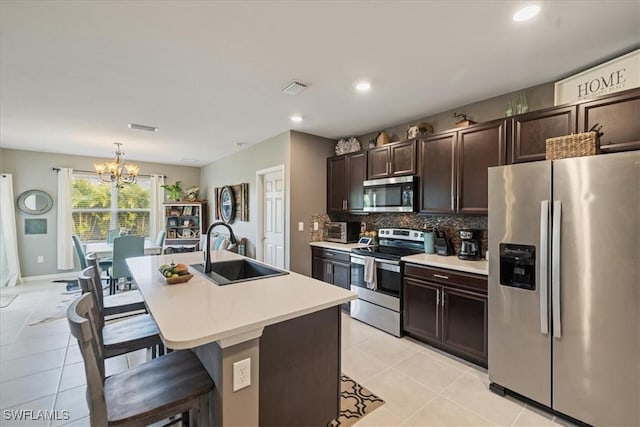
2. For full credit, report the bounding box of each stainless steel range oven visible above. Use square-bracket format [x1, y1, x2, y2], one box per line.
[350, 228, 424, 337]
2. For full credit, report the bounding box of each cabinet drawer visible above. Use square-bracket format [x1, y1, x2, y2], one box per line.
[404, 264, 487, 294]
[311, 247, 351, 263]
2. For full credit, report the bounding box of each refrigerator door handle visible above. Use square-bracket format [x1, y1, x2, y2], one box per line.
[552, 200, 562, 339]
[540, 200, 550, 335]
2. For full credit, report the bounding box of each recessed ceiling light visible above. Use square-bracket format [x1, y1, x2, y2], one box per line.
[355, 81, 371, 92]
[128, 123, 158, 132]
[290, 115, 303, 123]
[513, 5, 540, 22]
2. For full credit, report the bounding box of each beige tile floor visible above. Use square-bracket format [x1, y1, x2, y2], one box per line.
[1, 280, 568, 426]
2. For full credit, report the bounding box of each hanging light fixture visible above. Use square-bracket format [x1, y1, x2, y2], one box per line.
[94, 142, 140, 188]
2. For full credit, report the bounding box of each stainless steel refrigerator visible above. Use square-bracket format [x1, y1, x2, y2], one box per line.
[488, 151, 639, 426]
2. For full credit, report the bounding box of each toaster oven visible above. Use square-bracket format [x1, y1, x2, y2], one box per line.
[324, 222, 361, 243]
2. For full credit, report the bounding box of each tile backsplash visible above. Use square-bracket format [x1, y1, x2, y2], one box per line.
[313, 212, 488, 257]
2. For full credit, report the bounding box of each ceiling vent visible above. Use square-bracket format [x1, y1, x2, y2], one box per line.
[281, 80, 309, 95]
[128, 123, 158, 132]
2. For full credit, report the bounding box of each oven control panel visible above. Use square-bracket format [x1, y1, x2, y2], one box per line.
[378, 228, 424, 242]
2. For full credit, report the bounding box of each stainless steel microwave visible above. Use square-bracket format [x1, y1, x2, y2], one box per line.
[363, 176, 417, 213]
[324, 222, 361, 243]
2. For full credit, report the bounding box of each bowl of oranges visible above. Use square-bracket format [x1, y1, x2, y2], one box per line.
[159, 262, 193, 284]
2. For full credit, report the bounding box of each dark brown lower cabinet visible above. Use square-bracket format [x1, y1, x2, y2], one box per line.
[312, 247, 351, 310]
[403, 263, 487, 367]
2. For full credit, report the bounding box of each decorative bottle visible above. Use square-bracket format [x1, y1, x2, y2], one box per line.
[521, 94, 529, 113]
[505, 100, 514, 117]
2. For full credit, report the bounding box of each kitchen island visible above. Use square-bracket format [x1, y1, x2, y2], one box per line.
[127, 251, 356, 426]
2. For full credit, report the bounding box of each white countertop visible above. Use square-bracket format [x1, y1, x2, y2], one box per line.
[126, 251, 357, 350]
[309, 241, 367, 252]
[401, 253, 489, 275]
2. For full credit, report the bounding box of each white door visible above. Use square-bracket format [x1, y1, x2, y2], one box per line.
[263, 171, 285, 268]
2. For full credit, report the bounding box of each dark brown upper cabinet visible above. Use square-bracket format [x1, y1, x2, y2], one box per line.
[457, 119, 507, 214]
[419, 120, 506, 215]
[578, 88, 640, 153]
[327, 151, 366, 213]
[508, 106, 577, 164]
[367, 140, 417, 179]
[419, 131, 457, 214]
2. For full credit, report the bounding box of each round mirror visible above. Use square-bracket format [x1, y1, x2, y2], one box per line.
[219, 186, 236, 223]
[17, 190, 53, 215]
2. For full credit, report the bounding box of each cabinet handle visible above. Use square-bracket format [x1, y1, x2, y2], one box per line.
[436, 289, 440, 306]
[442, 293, 445, 307]
[345, 199, 348, 209]
[433, 273, 449, 280]
[456, 195, 460, 210]
[325, 252, 334, 257]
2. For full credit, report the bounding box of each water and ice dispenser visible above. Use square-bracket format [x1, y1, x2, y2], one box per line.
[499, 243, 536, 290]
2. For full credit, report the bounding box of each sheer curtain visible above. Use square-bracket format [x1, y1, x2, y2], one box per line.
[0, 174, 21, 287]
[57, 168, 75, 270]
[149, 174, 165, 241]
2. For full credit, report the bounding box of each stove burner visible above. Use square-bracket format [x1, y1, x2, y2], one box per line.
[351, 228, 425, 260]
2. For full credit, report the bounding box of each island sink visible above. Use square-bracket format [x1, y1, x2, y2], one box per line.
[191, 259, 288, 285]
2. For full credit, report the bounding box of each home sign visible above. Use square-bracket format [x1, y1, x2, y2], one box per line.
[554, 49, 639, 105]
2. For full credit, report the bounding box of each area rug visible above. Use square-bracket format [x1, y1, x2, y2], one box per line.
[27, 295, 74, 326]
[0, 294, 18, 308]
[329, 374, 385, 427]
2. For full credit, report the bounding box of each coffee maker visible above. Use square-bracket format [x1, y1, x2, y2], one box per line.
[458, 229, 482, 260]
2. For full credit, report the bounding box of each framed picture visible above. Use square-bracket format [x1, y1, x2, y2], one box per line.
[168, 218, 178, 227]
[167, 230, 177, 238]
[183, 206, 193, 216]
[183, 220, 191, 227]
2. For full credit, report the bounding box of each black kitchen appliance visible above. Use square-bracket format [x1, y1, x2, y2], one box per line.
[434, 229, 454, 256]
[458, 229, 482, 260]
[350, 228, 425, 336]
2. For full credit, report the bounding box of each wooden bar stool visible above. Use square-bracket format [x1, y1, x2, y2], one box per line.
[67, 293, 213, 426]
[78, 266, 164, 359]
[85, 253, 147, 317]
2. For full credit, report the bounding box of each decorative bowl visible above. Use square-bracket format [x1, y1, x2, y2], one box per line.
[165, 273, 193, 285]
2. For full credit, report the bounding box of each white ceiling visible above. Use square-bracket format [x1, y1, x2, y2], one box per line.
[1, 1, 638, 166]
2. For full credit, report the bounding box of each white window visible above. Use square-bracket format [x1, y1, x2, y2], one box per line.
[71, 172, 151, 241]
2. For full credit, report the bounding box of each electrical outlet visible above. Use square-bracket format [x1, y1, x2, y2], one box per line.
[37, 256, 44, 264]
[313, 222, 319, 231]
[298, 222, 304, 231]
[233, 358, 251, 392]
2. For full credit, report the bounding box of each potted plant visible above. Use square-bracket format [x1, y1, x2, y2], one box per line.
[161, 181, 183, 201]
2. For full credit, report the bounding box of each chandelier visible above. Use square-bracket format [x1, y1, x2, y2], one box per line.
[94, 143, 140, 188]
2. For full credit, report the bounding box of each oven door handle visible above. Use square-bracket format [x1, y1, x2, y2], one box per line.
[350, 255, 401, 272]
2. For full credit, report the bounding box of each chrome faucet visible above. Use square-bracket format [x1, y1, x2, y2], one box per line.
[203, 222, 238, 273]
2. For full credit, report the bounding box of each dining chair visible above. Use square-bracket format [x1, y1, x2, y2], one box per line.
[85, 253, 146, 317]
[67, 293, 213, 426]
[78, 266, 164, 359]
[109, 235, 144, 294]
[155, 229, 166, 254]
[106, 228, 120, 244]
[72, 234, 112, 275]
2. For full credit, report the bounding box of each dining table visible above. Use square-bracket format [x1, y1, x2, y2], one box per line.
[126, 250, 356, 426]
[85, 239, 163, 258]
